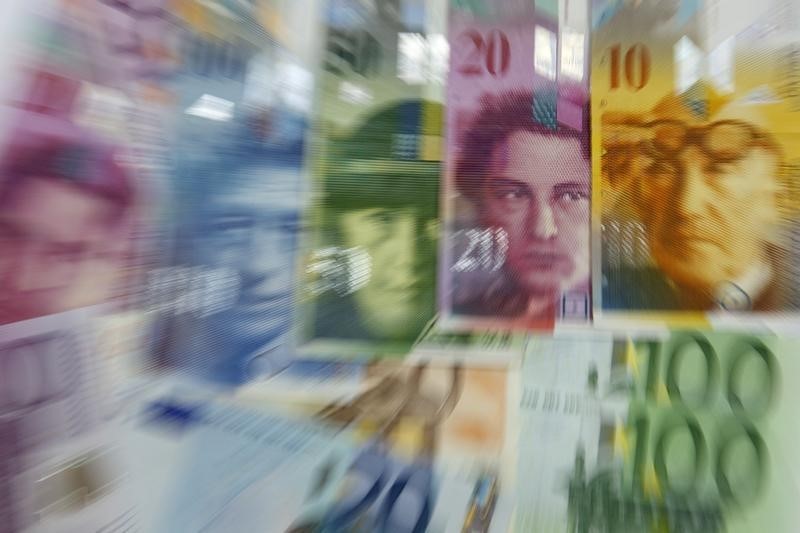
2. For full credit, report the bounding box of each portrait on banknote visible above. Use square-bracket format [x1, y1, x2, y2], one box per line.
[148, 126, 306, 384]
[446, 91, 591, 325]
[593, 0, 800, 317]
[0, 70, 139, 326]
[299, 0, 447, 356]
[303, 100, 441, 353]
[600, 94, 793, 311]
[440, 0, 591, 330]
[147, 7, 312, 385]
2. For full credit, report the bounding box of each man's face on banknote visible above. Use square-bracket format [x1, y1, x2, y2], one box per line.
[482, 129, 590, 296]
[631, 109, 781, 293]
[337, 203, 437, 340]
[190, 165, 299, 347]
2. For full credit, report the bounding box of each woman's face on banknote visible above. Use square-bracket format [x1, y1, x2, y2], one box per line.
[0, 176, 120, 322]
[482, 130, 590, 295]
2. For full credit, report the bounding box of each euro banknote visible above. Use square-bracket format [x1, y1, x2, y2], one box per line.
[285, 445, 514, 533]
[439, 0, 592, 332]
[515, 331, 800, 532]
[298, 0, 447, 358]
[592, 0, 800, 324]
[126, 392, 513, 533]
[238, 358, 514, 466]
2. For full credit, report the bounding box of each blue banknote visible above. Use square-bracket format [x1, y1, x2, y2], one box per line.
[146, 0, 313, 385]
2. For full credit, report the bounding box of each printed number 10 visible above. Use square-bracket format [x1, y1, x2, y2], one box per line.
[608, 44, 651, 91]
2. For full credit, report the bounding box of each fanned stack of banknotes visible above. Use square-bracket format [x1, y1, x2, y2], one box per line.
[1, 0, 800, 531]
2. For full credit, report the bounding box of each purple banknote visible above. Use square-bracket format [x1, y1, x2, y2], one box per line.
[439, 0, 591, 331]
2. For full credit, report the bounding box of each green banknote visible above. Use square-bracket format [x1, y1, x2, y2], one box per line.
[516, 331, 800, 532]
[592, 0, 800, 324]
[299, 0, 448, 358]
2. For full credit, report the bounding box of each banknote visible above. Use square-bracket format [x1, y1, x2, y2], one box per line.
[439, 0, 592, 332]
[284, 444, 514, 533]
[126, 395, 513, 533]
[0, 310, 136, 533]
[145, 0, 314, 385]
[280, 358, 515, 532]
[0, 0, 151, 326]
[593, 0, 800, 324]
[0, 3, 172, 529]
[298, 0, 447, 358]
[408, 315, 528, 363]
[515, 331, 800, 532]
[125, 396, 351, 532]
[237, 357, 513, 470]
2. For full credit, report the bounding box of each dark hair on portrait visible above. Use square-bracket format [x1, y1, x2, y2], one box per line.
[174, 107, 307, 201]
[455, 90, 590, 205]
[0, 138, 134, 223]
[323, 99, 442, 213]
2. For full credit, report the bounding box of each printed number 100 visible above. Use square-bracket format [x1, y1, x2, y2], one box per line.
[628, 334, 777, 506]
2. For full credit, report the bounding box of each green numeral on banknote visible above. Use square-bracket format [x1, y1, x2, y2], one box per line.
[726, 339, 778, 419]
[665, 334, 720, 409]
[628, 408, 767, 504]
[632, 334, 775, 412]
[630, 409, 707, 496]
[715, 420, 769, 506]
[569, 333, 782, 531]
[625, 334, 776, 502]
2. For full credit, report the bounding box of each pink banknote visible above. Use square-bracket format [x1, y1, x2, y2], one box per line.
[439, 0, 591, 331]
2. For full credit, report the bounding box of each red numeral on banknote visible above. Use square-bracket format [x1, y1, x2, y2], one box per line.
[607, 44, 651, 91]
[457, 29, 510, 77]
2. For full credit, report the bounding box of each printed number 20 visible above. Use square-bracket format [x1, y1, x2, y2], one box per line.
[457, 29, 510, 77]
[608, 44, 651, 91]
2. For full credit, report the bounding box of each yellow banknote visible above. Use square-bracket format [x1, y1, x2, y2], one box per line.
[592, 0, 800, 325]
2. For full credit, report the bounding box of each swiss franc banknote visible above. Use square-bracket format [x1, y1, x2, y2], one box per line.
[593, 0, 800, 324]
[146, 0, 313, 385]
[0, 311, 135, 533]
[273, 358, 515, 532]
[515, 331, 800, 532]
[299, 0, 447, 358]
[440, 0, 592, 332]
[125, 397, 349, 532]
[0, 0, 152, 327]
